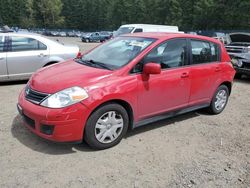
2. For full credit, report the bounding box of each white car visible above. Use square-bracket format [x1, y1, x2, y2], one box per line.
[0, 32, 79, 81]
[114, 24, 182, 37]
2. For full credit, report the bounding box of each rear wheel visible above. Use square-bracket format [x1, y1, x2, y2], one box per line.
[207, 85, 229, 114]
[84, 103, 129, 150]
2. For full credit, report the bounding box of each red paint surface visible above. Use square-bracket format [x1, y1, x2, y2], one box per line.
[18, 33, 235, 142]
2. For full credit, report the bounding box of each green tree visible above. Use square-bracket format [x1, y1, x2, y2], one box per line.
[34, 0, 64, 28]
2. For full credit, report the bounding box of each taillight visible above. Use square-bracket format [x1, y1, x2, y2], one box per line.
[76, 52, 82, 59]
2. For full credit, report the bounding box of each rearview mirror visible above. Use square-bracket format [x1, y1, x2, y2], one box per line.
[143, 63, 161, 75]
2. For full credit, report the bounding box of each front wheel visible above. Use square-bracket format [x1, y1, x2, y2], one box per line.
[84, 103, 129, 150]
[207, 85, 229, 114]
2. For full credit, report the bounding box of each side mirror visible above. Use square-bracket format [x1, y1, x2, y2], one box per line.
[143, 62, 161, 75]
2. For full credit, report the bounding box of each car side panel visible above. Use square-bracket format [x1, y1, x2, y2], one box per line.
[7, 49, 49, 80]
[135, 67, 191, 120]
[0, 52, 8, 81]
[188, 63, 222, 105]
[81, 75, 139, 123]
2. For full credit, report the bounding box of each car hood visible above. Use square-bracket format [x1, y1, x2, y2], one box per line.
[29, 60, 113, 94]
[229, 33, 250, 43]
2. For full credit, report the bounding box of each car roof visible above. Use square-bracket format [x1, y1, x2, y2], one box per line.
[123, 32, 221, 44]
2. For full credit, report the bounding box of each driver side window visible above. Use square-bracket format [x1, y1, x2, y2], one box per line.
[131, 39, 188, 73]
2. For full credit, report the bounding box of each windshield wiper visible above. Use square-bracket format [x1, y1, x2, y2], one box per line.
[86, 59, 113, 70]
[75, 58, 113, 70]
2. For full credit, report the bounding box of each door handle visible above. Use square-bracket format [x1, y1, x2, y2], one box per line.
[181, 72, 189, 78]
[0, 57, 4, 60]
[38, 53, 47, 57]
[215, 67, 221, 72]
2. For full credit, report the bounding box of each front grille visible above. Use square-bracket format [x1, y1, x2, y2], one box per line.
[226, 46, 245, 53]
[23, 113, 35, 129]
[25, 86, 49, 104]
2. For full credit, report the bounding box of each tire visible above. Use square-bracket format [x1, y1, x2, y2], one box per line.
[84, 103, 129, 150]
[86, 39, 90, 43]
[207, 85, 229, 114]
[234, 73, 242, 79]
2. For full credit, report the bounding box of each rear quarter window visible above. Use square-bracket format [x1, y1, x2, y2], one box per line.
[0, 36, 4, 52]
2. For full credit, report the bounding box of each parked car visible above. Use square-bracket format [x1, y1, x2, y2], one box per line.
[81, 32, 107, 42]
[17, 33, 235, 149]
[100, 31, 113, 40]
[67, 31, 76, 37]
[113, 24, 181, 37]
[59, 31, 67, 37]
[225, 33, 250, 78]
[0, 32, 80, 81]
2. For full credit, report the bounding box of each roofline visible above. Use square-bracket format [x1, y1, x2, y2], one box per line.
[121, 32, 222, 44]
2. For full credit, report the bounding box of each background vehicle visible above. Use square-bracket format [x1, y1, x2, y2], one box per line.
[113, 24, 181, 37]
[18, 33, 235, 149]
[81, 32, 107, 42]
[0, 32, 79, 81]
[100, 31, 113, 39]
[225, 33, 250, 78]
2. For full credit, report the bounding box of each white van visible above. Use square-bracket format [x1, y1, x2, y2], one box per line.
[114, 24, 181, 37]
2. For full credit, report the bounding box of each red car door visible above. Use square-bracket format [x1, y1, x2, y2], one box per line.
[131, 38, 191, 120]
[188, 39, 222, 106]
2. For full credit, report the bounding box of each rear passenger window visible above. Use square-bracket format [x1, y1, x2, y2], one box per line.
[191, 40, 220, 64]
[38, 42, 47, 50]
[11, 37, 47, 52]
[0, 36, 4, 52]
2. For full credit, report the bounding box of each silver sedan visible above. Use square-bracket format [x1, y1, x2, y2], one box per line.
[0, 33, 79, 81]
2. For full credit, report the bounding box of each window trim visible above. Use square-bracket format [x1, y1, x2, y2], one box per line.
[130, 38, 190, 75]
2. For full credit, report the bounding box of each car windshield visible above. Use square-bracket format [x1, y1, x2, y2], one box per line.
[80, 37, 155, 70]
[114, 27, 134, 37]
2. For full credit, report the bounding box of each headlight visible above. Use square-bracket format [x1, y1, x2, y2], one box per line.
[41, 87, 88, 108]
[231, 58, 243, 67]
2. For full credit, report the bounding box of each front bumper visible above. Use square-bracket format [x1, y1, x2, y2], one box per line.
[234, 66, 250, 76]
[18, 88, 90, 142]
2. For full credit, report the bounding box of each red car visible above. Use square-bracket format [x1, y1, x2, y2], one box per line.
[17, 33, 235, 149]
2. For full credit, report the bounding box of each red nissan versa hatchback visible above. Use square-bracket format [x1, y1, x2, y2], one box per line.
[17, 33, 235, 149]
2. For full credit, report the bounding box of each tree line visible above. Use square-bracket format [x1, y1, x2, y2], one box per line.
[0, 0, 250, 31]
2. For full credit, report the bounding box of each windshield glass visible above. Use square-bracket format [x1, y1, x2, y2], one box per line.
[114, 27, 134, 37]
[81, 37, 155, 69]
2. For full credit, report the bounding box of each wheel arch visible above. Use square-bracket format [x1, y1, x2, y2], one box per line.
[43, 61, 59, 67]
[220, 81, 232, 95]
[86, 99, 134, 130]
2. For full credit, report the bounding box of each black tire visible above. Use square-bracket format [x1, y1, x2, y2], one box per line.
[84, 103, 129, 150]
[234, 73, 242, 79]
[207, 85, 229, 114]
[86, 39, 90, 43]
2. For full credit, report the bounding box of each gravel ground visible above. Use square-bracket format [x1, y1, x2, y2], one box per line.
[0, 37, 249, 188]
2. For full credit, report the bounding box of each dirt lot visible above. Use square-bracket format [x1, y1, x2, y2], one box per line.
[0, 37, 249, 188]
